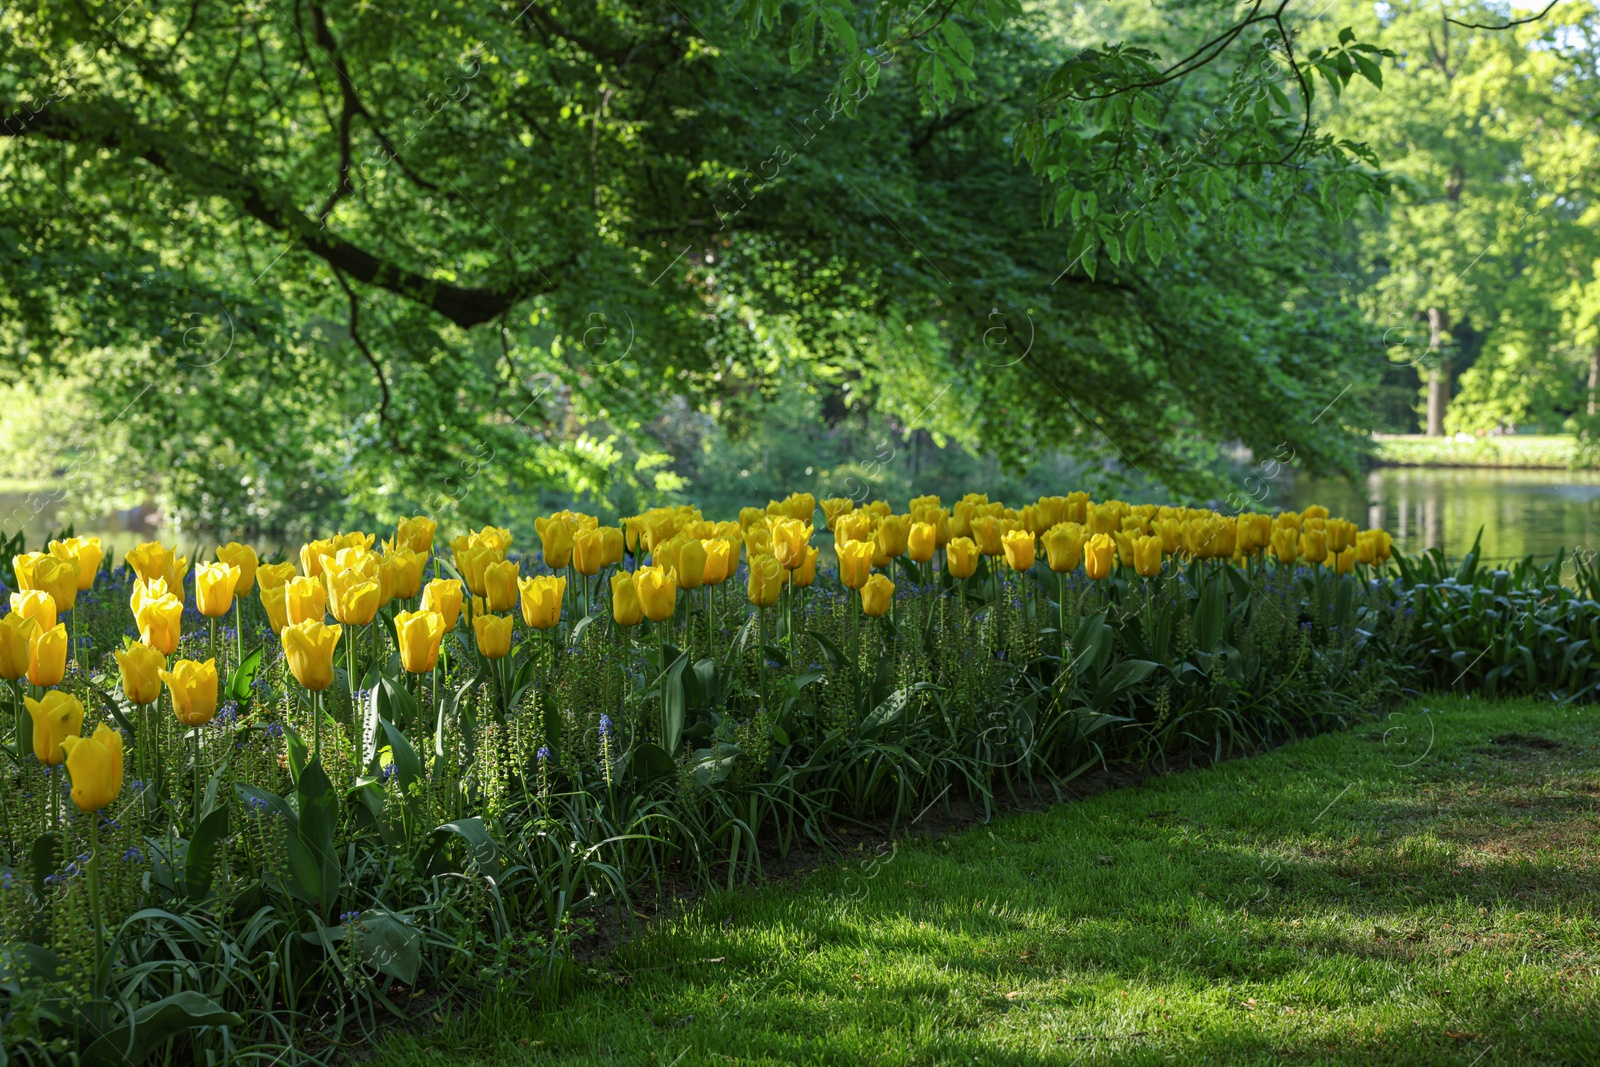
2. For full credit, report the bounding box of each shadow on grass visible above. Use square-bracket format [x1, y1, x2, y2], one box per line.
[380, 697, 1600, 1066]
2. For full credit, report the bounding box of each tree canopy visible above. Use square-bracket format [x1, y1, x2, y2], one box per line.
[0, 1, 1493, 530]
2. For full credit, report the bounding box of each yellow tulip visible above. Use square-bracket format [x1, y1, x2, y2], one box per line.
[834, 511, 875, 546]
[28, 623, 66, 687]
[1237, 514, 1272, 555]
[388, 548, 428, 600]
[299, 538, 336, 579]
[769, 518, 814, 570]
[1002, 529, 1035, 572]
[747, 553, 784, 607]
[1271, 527, 1299, 565]
[675, 538, 707, 591]
[9, 589, 56, 634]
[454, 544, 500, 597]
[324, 565, 379, 625]
[908, 522, 937, 564]
[701, 539, 734, 585]
[739, 506, 767, 531]
[1041, 523, 1085, 573]
[25, 691, 83, 764]
[599, 526, 625, 567]
[1298, 529, 1328, 566]
[970, 517, 1006, 557]
[395, 609, 447, 673]
[1112, 531, 1137, 568]
[860, 573, 895, 617]
[611, 572, 644, 626]
[285, 576, 328, 626]
[648, 535, 678, 580]
[473, 613, 513, 658]
[257, 561, 297, 592]
[114, 641, 166, 705]
[50, 536, 104, 591]
[125, 542, 174, 584]
[837, 540, 875, 590]
[421, 578, 465, 630]
[571, 526, 605, 577]
[635, 564, 678, 623]
[0, 612, 39, 680]
[60, 722, 124, 812]
[1325, 518, 1358, 554]
[195, 561, 241, 618]
[215, 543, 259, 594]
[161, 658, 219, 727]
[137, 594, 183, 655]
[1133, 534, 1163, 578]
[535, 516, 575, 570]
[482, 559, 520, 613]
[951, 500, 978, 537]
[283, 619, 342, 691]
[787, 546, 819, 588]
[820, 497, 854, 531]
[261, 583, 289, 634]
[873, 515, 910, 560]
[946, 537, 979, 579]
[1087, 502, 1124, 536]
[395, 516, 438, 555]
[1084, 534, 1117, 581]
[519, 575, 566, 630]
[1331, 546, 1356, 575]
[24, 555, 78, 611]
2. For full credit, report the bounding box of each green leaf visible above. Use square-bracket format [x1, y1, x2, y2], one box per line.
[354, 910, 423, 985]
[183, 804, 230, 902]
[82, 991, 243, 1067]
[429, 816, 501, 880]
[226, 646, 263, 701]
[820, 8, 857, 56]
[938, 19, 975, 65]
[1192, 577, 1227, 653]
[1352, 54, 1383, 88]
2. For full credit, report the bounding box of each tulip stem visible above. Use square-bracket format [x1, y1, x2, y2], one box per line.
[11, 678, 22, 761]
[234, 598, 243, 673]
[88, 811, 106, 1004]
[209, 616, 217, 674]
[346, 634, 357, 719]
[191, 722, 202, 823]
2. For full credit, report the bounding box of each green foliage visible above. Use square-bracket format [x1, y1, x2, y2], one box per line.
[0, 2, 1393, 530]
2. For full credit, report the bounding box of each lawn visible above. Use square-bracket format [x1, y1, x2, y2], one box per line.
[1372, 435, 1583, 469]
[377, 695, 1600, 1066]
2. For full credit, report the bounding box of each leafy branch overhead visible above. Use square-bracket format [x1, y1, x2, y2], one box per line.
[744, 1, 1392, 279]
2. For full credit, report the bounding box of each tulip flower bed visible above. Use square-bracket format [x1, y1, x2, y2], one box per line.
[0, 494, 1586, 1063]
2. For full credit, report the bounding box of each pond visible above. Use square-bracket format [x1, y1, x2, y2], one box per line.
[1284, 467, 1600, 567]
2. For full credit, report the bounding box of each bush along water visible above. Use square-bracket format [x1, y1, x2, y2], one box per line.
[0, 494, 1582, 1063]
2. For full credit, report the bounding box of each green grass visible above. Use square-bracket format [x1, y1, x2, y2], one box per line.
[1373, 435, 1583, 469]
[379, 696, 1600, 1066]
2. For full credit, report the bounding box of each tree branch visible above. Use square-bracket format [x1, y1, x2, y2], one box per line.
[331, 267, 402, 450]
[1445, 1, 1558, 31]
[4, 102, 569, 327]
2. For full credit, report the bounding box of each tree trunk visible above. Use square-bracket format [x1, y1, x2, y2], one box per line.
[1425, 307, 1450, 437]
[1589, 345, 1599, 417]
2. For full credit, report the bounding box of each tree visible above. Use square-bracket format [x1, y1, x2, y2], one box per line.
[1330, 0, 1600, 435]
[0, 2, 1396, 528]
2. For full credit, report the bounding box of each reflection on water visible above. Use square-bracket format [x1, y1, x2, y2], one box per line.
[0, 490, 284, 563]
[1284, 468, 1600, 565]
